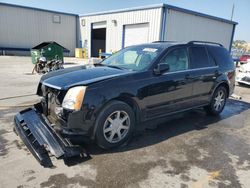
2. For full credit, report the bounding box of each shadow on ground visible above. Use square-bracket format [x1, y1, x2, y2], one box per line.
[1, 99, 250, 167]
[68, 99, 250, 159]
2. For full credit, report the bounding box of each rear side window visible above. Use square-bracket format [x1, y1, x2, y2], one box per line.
[208, 46, 234, 70]
[189, 47, 215, 69]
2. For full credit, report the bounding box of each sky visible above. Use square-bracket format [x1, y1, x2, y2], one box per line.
[1, 0, 249, 42]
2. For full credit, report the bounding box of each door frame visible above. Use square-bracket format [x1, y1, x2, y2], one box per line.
[90, 21, 107, 57]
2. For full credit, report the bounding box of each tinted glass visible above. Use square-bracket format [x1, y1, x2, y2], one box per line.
[208, 46, 234, 70]
[160, 48, 189, 72]
[207, 51, 217, 66]
[102, 46, 162, 71]
[189, 47, 212, 68]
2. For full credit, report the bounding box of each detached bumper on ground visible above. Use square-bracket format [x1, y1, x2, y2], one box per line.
[13, 108, 87, 167]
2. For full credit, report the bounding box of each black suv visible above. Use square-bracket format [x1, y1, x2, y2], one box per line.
[14, 41, 235, 166]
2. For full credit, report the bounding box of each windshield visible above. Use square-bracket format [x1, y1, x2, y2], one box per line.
[101, 46, 163, 71]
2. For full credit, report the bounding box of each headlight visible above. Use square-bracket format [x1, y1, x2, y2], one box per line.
[62, 86, 87, 110]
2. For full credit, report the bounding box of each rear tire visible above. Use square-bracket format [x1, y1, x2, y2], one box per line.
[95, 101, 135, 149]
[204, 86, 227, 116]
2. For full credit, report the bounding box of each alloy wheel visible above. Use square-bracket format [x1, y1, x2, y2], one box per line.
[103, 111, 130, 143]
[214, 90, 226, 111]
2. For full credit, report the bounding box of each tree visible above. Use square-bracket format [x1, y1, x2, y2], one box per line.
[232, 40, 250, 54]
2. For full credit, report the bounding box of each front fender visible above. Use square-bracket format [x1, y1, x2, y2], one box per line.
[82, 88, 140, 139]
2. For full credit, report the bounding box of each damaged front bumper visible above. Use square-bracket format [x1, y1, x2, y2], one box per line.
[14, 107, 88, 167]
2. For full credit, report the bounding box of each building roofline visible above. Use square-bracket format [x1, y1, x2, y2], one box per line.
[165, 5, 238, 25]
[80, 3, 165, 17]
[80, 3, 238, 25]
[0, 2, 78, 17]
[0, 2, 238, 25]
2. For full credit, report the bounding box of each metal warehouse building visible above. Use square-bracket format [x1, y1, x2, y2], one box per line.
[0, 3, 237, 57]
[80, 4, 237, 57]
[0, 2, 78, 56]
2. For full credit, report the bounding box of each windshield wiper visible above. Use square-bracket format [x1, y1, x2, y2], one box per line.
[95, 63, 130, 70]
[107, 65, 124, 70]
[104, 65, 126, 70]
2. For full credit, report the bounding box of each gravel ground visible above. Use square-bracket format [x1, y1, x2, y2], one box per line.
[0, 56, 250, 188]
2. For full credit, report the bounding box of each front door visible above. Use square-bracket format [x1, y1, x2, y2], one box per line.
[145, 47, 194, 119]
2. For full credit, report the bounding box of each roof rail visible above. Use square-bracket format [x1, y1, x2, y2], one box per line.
[152, 41, 177, 43]
[188, 41, 223, 47]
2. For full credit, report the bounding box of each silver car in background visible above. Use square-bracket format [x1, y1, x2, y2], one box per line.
[236, 61, 250, 85]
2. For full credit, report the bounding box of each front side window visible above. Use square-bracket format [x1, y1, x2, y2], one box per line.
[160, 48, 189, 72]
[101, 46, 163, 71]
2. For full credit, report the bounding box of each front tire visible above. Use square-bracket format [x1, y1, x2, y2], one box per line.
[95, 101, 135, 149]
[204, 86, 227, 115]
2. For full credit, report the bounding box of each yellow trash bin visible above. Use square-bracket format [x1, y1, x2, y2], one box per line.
[75, 48, 83, 58]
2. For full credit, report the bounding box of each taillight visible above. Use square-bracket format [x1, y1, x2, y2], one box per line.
[227, 71, 235, 80]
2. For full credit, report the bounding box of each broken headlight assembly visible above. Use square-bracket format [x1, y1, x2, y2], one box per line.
[62, 86, 87, 111]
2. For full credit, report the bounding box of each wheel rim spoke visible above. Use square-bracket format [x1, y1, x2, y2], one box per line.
[121, 116, 128, 123]
[107, 117, 114, 124]
[108, 131, 116, 142]
[116, 111, 121, 119]
[120, 125, 129, 130]
[104, 127, 113, 133]
[117, 130, 122, 140]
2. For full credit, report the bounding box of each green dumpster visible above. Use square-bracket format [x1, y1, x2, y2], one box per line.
[31, 41, 68, 64]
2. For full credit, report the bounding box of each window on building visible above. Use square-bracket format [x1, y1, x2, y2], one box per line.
[53, 15, 61, 23]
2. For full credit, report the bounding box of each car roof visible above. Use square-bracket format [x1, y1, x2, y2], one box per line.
[128, 42, 185, 49]
[130, 41, 224, 49]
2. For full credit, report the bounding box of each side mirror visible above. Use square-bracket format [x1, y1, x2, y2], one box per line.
[154, 63, 169, 75]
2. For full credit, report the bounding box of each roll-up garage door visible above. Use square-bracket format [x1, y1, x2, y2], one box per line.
[123, 23, 149, 47]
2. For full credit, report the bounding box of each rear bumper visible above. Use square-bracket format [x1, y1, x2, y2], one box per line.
[14, 108, 88, 167]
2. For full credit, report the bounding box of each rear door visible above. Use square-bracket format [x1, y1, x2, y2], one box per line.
[188, 46, 218, 105]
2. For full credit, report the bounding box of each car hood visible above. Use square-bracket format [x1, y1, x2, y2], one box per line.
[41, 65, 130, 90]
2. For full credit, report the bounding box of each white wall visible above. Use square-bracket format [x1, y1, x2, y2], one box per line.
[164, 9, 234, 49]
[0, 4, 77, 56]
[80, 8, 162, 57]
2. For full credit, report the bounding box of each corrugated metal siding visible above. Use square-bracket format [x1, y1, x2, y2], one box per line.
[0, 4, 77, 56]
[164, 9, 234, 49]
[80, 8, 162, 57]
